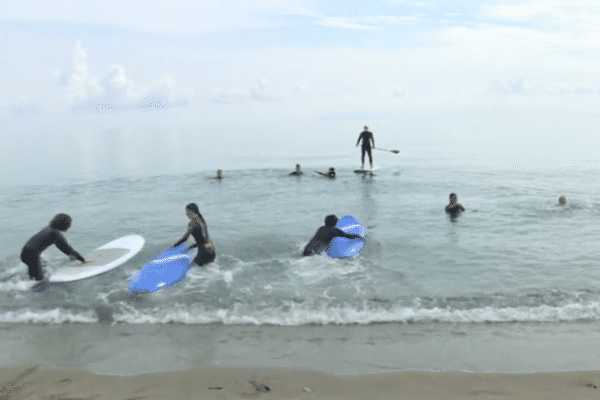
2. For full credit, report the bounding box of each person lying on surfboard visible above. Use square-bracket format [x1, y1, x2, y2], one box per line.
[172, 203, 216, 267]
[289, 164, 303, 176]
[356, 125, 375, 170]
[302, 214, 364, 256]
[316, 167, 336, 178]
[20, 213, 86, 281]
[445, 193, 465, 220]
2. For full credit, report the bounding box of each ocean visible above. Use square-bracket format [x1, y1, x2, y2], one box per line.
[2, 154, 600, 374]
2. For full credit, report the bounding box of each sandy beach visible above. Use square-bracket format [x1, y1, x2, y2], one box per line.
[2, 321, 600, 399]
[2, 364, 600, 399]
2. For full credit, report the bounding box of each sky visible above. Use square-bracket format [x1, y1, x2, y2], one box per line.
[2, 0, 600, 183]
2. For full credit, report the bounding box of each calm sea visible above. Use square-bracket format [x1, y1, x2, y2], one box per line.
[2, 154, 600, 327]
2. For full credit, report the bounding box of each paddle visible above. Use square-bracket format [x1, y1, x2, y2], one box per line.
[374, 147, 400, 154]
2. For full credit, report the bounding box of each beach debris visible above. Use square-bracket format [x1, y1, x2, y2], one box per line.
[249, 380, 270, 393]
[95, 304, 114, 323]
[208, 386, 224, 390]
[303, 387, 312, 392]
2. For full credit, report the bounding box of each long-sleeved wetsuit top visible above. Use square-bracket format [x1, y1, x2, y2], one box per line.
[21, 226, 85, 261]
[173, 218, 213, 250]
[303, 226, 362, 256]
[356, 131, 374, 149]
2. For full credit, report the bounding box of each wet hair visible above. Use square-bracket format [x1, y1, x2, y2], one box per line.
[324, 214, 338, 227]
[559, 196, 567, 205]
[49, 213, 72, 231]
[449, 193, 457, 200]
[186, 203, 200, 215]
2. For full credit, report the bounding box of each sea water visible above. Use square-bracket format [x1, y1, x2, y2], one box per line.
[2, 155, 600, 329]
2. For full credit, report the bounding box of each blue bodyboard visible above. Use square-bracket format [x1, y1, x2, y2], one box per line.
[325, 215, 366, 259]
[128, 244, 193, 293]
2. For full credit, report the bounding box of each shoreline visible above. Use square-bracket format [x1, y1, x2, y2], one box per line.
[2, 321, 600, 376]
[1, 364, 600, 400]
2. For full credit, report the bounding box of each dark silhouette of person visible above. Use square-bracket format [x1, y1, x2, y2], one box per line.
[445, 193, 465, 220]
[356, 126, 375, 169]
[290, 164, 303, 176]
[20, 213, 86, 281]
[173, 203, 216, 266]
[303, 214, 363, 256]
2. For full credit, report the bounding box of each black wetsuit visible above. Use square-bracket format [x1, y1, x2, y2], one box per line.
[302, 226, 362, 256]
[173, 217, 216, 266]
[445, 204, 465, 220]
[356, 130, 374, 167]
[20, 227, 85, 281]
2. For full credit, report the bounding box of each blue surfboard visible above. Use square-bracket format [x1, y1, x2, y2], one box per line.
[325, 215, 366, 259]
[128, 244, 193, 293]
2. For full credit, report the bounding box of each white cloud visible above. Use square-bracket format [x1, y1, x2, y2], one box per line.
[210, 78, 309, 104]
[57, 41, 189, 113]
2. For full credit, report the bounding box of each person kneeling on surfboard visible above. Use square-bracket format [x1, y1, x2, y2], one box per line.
[20, 213, 86, 281]
[302, 214, 364, 256]
[172, 203, 216, 267]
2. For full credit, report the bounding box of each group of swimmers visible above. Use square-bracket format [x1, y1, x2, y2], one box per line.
[212, 126, 377, 181]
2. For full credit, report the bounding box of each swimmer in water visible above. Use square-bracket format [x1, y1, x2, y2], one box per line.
[302, 214, 364, 256]
[445, 193, 465, 220]
[356, 126, 375, 169]
[20, 213, 86, 281]
[172, 203, 216, 267]
[290, 164, 303, 176]
[317, 167, 336, 178]
[213, 169, 226, 180]
[558, 196, 567, 206]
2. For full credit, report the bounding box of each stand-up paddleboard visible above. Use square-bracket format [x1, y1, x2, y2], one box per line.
[325, 215, 366, 259]
[128, 244, 193, 293]
[48, 235, 145, 283]
[354, 166, 378, 175]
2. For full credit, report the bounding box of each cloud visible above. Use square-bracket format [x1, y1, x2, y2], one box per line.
[210, 78, 309, 104]
[309, 13, 418, 30]
[58, 41, 189, 113]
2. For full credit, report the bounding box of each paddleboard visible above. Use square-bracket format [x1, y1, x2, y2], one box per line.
[325, 215, 366, 259]
[128, 244, 193, 293]
[354, 166, 379, 175]
[48, 235, 145, 283]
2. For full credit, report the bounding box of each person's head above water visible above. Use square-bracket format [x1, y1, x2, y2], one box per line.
[295, 164, 301, 171]
[329, 167, 335, 173]
[559, 196, 567, 205]
[449, 193, 458, 205]
[364, 125, 368, 131]
[324, 214, 338, 227]
[49, 213, 72, 231]
[216, 169, 223, 177]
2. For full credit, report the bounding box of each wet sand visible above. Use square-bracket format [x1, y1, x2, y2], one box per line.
[1, 364, 600, 399]
[2, 321, 600, 399]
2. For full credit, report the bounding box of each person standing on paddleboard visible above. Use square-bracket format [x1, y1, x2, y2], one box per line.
[20, 213, 86, 281]
[302, 214, 364, 256]
[173, 203, 216, 267]
[356, 126, 375, 169]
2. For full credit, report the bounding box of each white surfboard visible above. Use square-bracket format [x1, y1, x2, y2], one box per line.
[48, 235, 145, 282]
